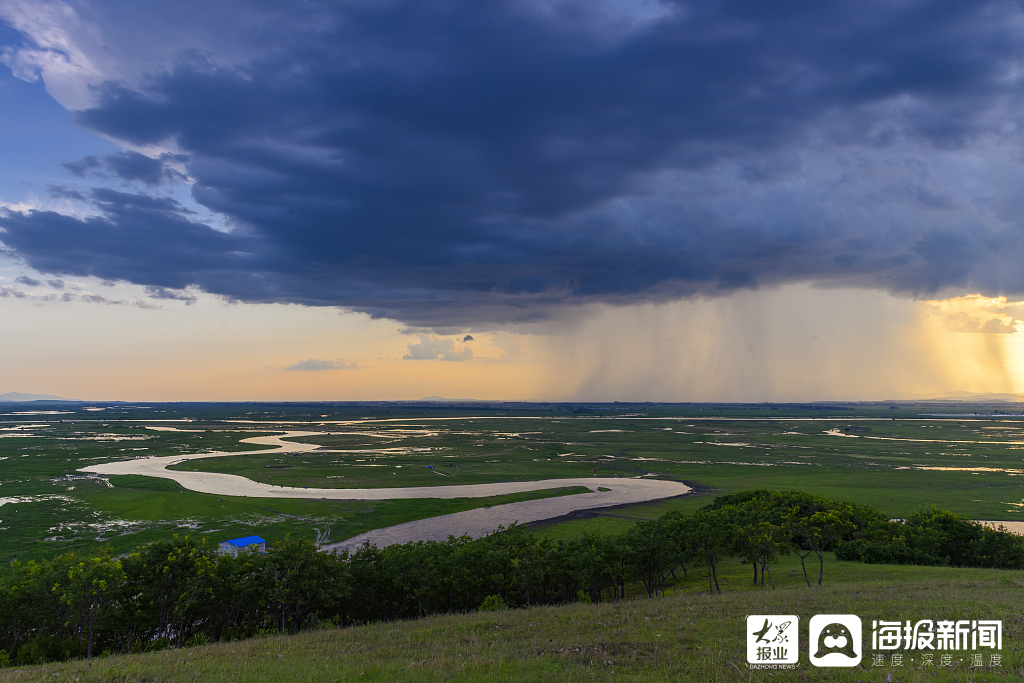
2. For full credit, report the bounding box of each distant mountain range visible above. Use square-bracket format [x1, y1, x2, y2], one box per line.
[0, 392, 76, 402]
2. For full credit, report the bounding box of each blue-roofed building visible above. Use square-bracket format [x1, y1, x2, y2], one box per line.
[219, 535, 267, 556]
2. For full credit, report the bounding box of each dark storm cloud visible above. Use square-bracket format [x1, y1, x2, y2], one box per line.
[4, 0, 1024, 325]
[47, 185, 87, 201]
[104, 151, 164, 185]
[0, 188, 269, 292]
[61, 155, 100, 177]
[104, 151, 189, 186]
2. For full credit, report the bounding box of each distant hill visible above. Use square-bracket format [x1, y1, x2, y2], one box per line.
[419, 396, 485, 402]
[930, 391, 1024, 403]
[0, 391, 76, 402]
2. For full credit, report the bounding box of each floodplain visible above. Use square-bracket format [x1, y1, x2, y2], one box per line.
[2, 400, 1023, 562]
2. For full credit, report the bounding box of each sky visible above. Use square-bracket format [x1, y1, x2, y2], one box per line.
[2, 0, 1024, 402]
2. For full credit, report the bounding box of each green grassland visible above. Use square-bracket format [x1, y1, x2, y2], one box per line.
[3, 554, 1021, 682]
[169, 413, 1024, 516]
[1, 465, 588, 563]
[2, 401, 1024, 562]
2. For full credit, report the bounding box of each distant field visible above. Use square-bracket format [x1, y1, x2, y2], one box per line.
[3, 554, 1021, 682]
[2, 401, 1024, 561]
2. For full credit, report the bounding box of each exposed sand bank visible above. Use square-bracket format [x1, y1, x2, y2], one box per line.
[978, 520, 1024, 535]
[322, 480, 690, 552]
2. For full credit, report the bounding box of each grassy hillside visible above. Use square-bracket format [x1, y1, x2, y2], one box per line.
[3, 554, 1021, 682]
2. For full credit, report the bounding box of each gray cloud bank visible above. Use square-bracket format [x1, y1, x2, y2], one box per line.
[3, 0, 1024, 325]
[285, 359, 359, 371]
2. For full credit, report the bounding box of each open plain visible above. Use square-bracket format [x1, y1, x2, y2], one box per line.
[2, 400, 1024, 561]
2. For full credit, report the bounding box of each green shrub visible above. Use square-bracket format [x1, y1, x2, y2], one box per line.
[15, 639, 48, 666]
[479, 594, 507, 612]
[185, 633, 211, 647]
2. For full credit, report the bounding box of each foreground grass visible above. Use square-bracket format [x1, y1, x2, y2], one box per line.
[4, 556, 1022, 682]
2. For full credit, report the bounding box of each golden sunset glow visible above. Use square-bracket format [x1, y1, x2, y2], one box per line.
[0, 280, 1019, 402]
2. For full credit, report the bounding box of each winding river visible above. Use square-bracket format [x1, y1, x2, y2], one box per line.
[78, 430, 691, 549]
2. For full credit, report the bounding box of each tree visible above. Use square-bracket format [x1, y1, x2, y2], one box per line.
[623, 520, 673, 598]
[432, 534, 475, 612]
[782, 509, 815, 587]
[742, 522, 788, 589]
[801, 509, 854, 585]
[971, 523, 1024, 569]
[386, 541, 437, 618]
[349, 542, 399, 623]
[52, 549, 126, 658]
[0, 559, 59, 657]
[120, 535, 217, 648]
[265, 537, 351, 633]
[683, 510, 732, 594]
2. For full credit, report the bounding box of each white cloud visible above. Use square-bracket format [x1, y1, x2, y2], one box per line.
[403, 336, 474, 361]
[924, 295, 1024, 335]
[0, 0, 106, 109]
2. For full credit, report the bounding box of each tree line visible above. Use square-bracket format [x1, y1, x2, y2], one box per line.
[1, 489, 1021, 666]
